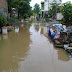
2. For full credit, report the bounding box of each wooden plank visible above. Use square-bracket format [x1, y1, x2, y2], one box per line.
[66, 47, 72, 49]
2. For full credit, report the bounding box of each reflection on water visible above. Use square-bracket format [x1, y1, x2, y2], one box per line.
[40, 26, 43, 34]
[0, 34, 8, 40]
[55, 47, 70, 61]
[2, 35, 8, 40]
[15, 26, 19, 34]
[0, 24, 31, 72]
[0, 23, 72, 72]
[69, 54, 72, 59]
[35, 25, 39, 32]
[21, 24, 24, 28]
[43, 26, 48, 35]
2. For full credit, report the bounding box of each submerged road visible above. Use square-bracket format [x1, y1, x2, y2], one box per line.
[0, 23, 72, 72]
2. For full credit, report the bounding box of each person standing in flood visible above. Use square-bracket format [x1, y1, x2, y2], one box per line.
[36, 16, 39, 24]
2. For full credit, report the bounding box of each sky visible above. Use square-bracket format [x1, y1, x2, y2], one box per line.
[30, 0, 44, 8]
[30, 0, 72, 8]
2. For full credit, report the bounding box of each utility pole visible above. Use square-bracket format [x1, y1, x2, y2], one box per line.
[48, 0, 49, 17]
[55, 0, 57, 19]
[48, 0, 49, 10]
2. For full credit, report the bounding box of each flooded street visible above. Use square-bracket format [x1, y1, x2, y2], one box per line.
[0, 23, 72, 72]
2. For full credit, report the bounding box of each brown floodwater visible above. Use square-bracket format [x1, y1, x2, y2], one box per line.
[0, 23, 72, 72]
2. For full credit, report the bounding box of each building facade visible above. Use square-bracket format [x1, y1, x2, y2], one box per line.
[41, 1, 44, 17]
[44, 0, 62, 17]
[0, 0, 8, 18]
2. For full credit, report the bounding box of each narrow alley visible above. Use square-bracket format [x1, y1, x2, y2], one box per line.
[0, 23, 72, 72]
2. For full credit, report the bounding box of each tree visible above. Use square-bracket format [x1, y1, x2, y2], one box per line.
[0, 14, 8, 28]
[8, 0, 32, 19]
[61, 1, 72, 25]
[28, 7, 33, 17]
[8, 0, 15, 13]
[18, 1, 32, 19]
[48, 9, 52, 17]
[33, 3, 40, 15]
[49, 0, 61, 18]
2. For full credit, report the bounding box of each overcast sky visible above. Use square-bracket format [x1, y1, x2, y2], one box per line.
[30, 0, 72, 8]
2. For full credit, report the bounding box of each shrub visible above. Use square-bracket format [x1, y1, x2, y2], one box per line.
[0, 14, 8, 28]
[61, 2, 72, 25]
[45, 18, 50, 22]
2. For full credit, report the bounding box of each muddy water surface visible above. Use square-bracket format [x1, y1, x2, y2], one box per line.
[0, 23, 72, 72]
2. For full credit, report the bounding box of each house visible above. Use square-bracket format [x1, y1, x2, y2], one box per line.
[0, 0, 8, 18]
[11, 8, 18, 17]
[44, 0, 62, 17]
[40, 1, 44, 17]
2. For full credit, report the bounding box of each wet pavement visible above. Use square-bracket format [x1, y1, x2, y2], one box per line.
[0, 23, 72, 72]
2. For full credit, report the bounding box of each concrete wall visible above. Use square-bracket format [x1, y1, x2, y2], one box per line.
[0, 0, 8, 18]
[56, 13, 63, 20]
[0, 8, 8, 18]
[44, 0, 62, 11]
[44, 0, 62, 17]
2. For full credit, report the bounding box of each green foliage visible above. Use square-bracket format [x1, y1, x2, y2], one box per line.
[40, 18, 45, 23]
[48, 9, 52, 17]
[45, 18, 50, 22]
[8, 0, 15, 13]
[33, 12, 36, 16]
[8, 0, 32, 19]
[0, 14, 8, 28]
[48, 0, 61, 18]
[33, 3, 40, 15]
[18, 1, 32, 19]
[31, 18, 36, 23]
[11, 17, 18, 21]
[61, 1, 72, 25]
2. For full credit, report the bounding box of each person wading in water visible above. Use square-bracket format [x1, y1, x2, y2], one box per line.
[36, 16, 39, 24]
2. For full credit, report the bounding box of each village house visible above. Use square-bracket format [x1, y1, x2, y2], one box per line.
[44, 0, 62, 16]
[0, 0, 8, 18]
[41, 1, 44, 17]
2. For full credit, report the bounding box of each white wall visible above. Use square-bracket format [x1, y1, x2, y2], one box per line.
[44, 0, 62, 11]
[56, 13, 63, 20]
[44, 2, 48, 11]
